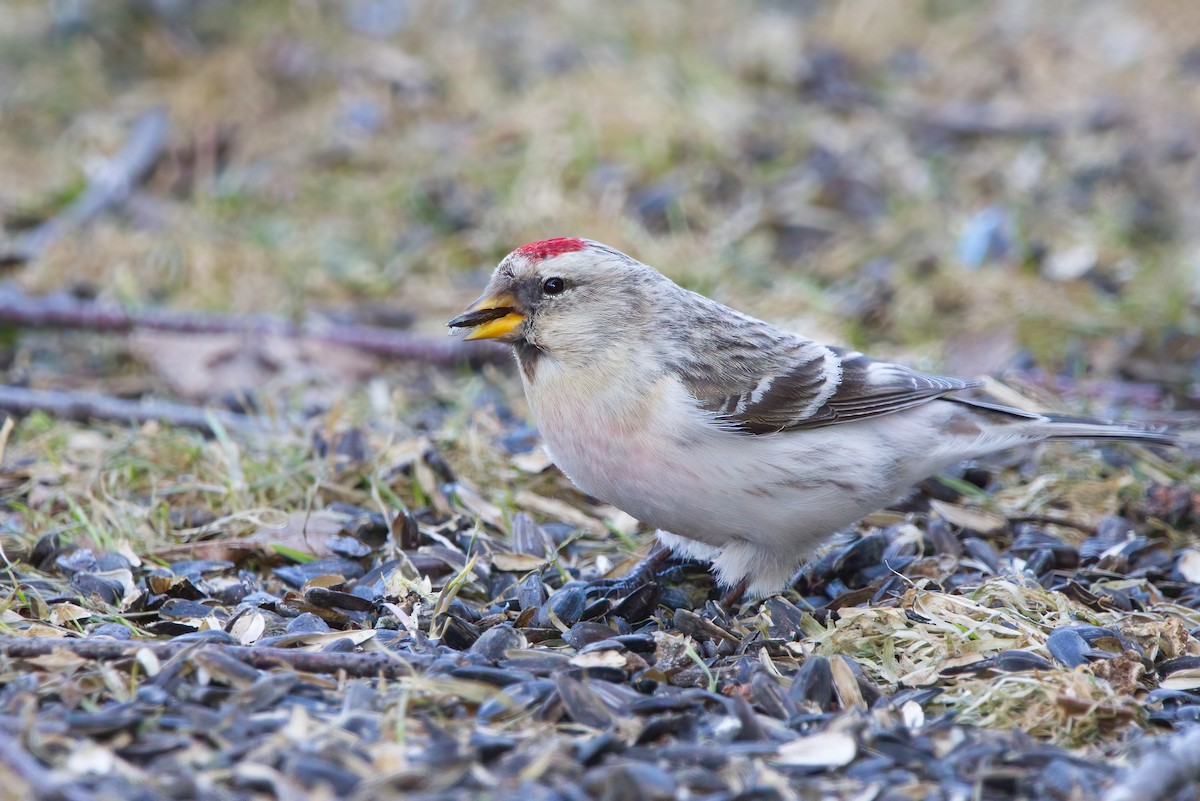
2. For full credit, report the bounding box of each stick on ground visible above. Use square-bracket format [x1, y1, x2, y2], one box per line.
[0, 386, 263, 434]
[0, 635, 430, 679]
[0, 284, 508, 368]
[3, 109, 170, 265]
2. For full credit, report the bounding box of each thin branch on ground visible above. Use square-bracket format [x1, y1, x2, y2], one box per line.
[903, 103, 1061, 140]
[0, 635, 431, 679]
[1005, 515, 1097, 535]
[2, 109, 170, 266]
[0, 283, 508, 368]
[0, 386, 263, 434]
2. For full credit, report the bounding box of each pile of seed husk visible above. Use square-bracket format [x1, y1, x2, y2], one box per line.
[0, 422, 1197, 801]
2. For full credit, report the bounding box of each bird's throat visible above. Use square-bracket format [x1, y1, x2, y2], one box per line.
[514, 341, 543, 383]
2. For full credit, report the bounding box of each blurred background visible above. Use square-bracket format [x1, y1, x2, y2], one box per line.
[2, 0, 1199, 413]
[4, 5, 1200, 791]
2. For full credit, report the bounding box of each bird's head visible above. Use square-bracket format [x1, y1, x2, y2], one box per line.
[448, 238, 663, 361]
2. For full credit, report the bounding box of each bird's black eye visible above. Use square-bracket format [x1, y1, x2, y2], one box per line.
[542, 277, 566, 295]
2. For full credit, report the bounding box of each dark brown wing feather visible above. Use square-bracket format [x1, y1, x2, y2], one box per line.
[797, 350, 982, 430]
[676, 329, 979, 434]
[663, 286, 980, 434]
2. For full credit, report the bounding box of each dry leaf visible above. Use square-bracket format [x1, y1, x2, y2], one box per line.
[135, 647, 162, 677]
[49, 603, 94, 626]
[26, 650, 88, 672]
[514, 490, 608, 535]
[1177, 549, 1200, 583]
[511, 450, 554, 474]
[246, 510, 349, 555]
[66, 741, 115, 776]
[451, 481, 507, 530]
[599, 508, 640, 537]
[131, 331, 378, 400]
[901, 699, 925, 730]
[491, 552, 550, 572]
[413, 452, 452, 517]
[231, 611, 267, 645]
[774, 730, 858, 767]
[1161, 675, 1200, 690]
[297, 629, 377, 651]
[569, 650, 628, 669]
[303, 574, 348, 590]
[930, 499, 1006, 535]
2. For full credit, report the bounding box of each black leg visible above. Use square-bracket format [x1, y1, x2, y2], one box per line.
[718, 575, 749, 613]
[608, 543, 674, 592]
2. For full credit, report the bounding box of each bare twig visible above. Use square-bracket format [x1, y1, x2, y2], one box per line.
[0, 385, 263, 434]
[3, 109, 170, 265]
[1006, 515, 1098, 536]
[0, 635, 430, 678]
[0, 283, 508, 368]
[314, 320, 507, 365]
[1102, 725, 1200, 801]
[905, 103, 1060, 142]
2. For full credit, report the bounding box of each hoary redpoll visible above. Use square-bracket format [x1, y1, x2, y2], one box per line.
[449, 238, 1177, 598]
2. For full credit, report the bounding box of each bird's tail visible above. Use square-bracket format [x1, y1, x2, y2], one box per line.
[1036, 413, 1180, 448]
[949, 397, 1181, 448]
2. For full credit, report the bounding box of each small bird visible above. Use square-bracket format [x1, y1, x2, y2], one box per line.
[449, 238, 1177, 598]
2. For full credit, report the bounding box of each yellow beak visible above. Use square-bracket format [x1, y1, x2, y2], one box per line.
[446, 292, 526, 341]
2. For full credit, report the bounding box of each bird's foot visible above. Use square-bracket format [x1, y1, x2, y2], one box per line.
[718, 576, 749, 614]
[605, 544, 674, 594]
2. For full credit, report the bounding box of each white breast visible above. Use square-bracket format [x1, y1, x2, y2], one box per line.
[519, 352, 931, 557]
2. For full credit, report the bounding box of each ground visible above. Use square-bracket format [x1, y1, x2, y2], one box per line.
[0, 1, 1199, 799]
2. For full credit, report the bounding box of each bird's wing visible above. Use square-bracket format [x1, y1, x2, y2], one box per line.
[678, 335, 981, 434]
